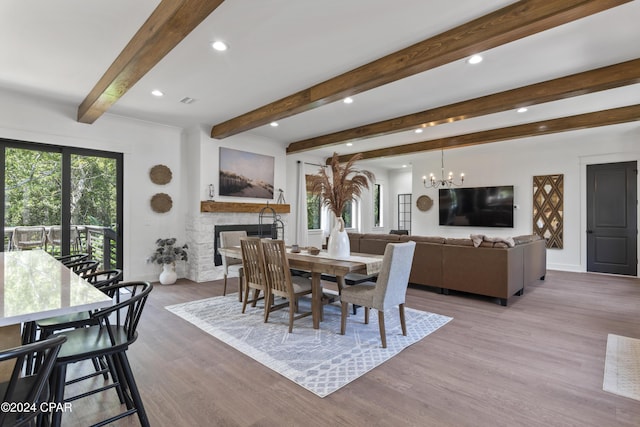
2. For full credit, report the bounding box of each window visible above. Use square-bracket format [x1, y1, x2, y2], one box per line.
[1, 139, 123, 269]
[306, 175, 321, 229]
[374, 183, 383, 227]
[342, 202, 353, 228]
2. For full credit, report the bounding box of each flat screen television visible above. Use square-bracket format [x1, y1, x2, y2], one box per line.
[439, 186, 514, 227]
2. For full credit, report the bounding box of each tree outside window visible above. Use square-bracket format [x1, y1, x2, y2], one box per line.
[342, 202, 353, 228]
[306, 175, 321, 229]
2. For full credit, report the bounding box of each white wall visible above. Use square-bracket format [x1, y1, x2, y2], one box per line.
[408, 122, 640, 273]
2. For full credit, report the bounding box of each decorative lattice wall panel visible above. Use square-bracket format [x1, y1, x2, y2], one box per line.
[533, 174, 564, 249]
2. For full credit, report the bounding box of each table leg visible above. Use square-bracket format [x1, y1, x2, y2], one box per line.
[336, 275, 346, 295]
[311, 272, 322, 329]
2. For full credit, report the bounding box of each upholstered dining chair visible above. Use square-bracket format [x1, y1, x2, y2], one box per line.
[340, 240, 416, 348]
[219, 230, 247, 301]
[240, 237, 267, 314]
[261, 239, 313, 332]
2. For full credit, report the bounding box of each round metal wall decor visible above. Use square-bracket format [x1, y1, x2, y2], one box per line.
[150, 193, 173, 213]
[149, 164, 172, 185]
[416, 195, 433, 212]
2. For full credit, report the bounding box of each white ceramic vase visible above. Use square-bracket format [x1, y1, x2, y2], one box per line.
[159, 263, 177, 285]
[327, 216, 350, 258]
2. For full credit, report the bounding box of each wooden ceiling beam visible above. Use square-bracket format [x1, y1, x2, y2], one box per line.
[331, 104, 640, 164]
[288, 58, 640, 153]
[77, 0, 225, 124]
[210, 0, 631, 139]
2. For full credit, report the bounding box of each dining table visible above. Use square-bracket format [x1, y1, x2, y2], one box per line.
[219, 245, 383, 329]
[0, 249, 113, 378]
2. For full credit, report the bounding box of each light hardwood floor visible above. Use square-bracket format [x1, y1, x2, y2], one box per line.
[64, 270, 640, 426]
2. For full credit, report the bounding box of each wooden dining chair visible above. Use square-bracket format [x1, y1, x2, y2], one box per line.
[340, 241, 416, 348]
[261, 239, 312, 332]
[219, 230, 246, 301]
[240, 237, 267, 314]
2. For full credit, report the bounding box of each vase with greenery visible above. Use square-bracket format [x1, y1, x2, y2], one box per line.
[308, 152, 375, 258]
[147, 238, 188, 285]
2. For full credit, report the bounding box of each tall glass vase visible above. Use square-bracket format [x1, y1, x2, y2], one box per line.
[327, 216, 350, 258]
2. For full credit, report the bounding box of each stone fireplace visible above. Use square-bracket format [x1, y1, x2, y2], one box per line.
[185, 211, 289, 282]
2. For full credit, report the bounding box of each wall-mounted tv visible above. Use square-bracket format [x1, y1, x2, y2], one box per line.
[439, 186, 514, 227]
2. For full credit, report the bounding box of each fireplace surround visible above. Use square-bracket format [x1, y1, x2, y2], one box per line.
[185, 212, 289, 282]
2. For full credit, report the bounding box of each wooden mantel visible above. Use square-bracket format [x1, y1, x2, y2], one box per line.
[200, 201, 290, 214]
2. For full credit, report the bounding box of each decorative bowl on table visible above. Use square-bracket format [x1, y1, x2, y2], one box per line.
[307, 247, 320, 255]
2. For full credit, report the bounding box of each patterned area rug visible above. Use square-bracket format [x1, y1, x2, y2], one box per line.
[166, 294, 452, 397]
[603, 334, 640, 401]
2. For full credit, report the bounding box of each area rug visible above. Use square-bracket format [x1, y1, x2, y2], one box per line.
[166, 294, 452, 397]
[603, 333, 640, 401]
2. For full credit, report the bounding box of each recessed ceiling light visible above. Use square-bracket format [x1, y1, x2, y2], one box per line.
[467, 54, 483, 65]
[151, 89, 163, 97]
[346, 142, 353, 147]
[343, 97, 353, 104]
[212, 41, 228, 51]
[270, 121, 279, 127]
[517, 107, 528, 113]
[402, 164, 407, 168]
[414, 128, 423, 134]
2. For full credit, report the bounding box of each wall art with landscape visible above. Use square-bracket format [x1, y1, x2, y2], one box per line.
[219, 147, 274, 199]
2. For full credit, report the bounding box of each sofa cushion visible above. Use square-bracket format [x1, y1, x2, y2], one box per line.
[361, 233, 401, 242]
[444, 238, 474, 246]
[513, 234, 542, 245]
[409, 236, 446, 244]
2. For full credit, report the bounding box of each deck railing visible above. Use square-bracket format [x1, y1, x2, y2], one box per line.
[4, 225, 117, 270]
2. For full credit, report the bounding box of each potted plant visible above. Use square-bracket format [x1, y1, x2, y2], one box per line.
[308, 152, 375, 258]
[147, 238, 188, 285]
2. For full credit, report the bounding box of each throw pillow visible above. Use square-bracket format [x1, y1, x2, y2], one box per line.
[483, 235, 515, 248]
[470, 234, 484, 248]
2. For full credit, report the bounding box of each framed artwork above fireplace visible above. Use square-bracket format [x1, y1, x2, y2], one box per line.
[219, 147, 274, 198]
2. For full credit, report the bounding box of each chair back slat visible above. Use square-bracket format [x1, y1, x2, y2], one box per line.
[261, 240, 293, 299]
[83, 269, 123, 289]
[240, 237, 265, 290]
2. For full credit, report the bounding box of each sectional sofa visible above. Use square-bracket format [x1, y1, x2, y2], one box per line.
[348, 232, 546, 306]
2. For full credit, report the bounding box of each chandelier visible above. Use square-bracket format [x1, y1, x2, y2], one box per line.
[423, 149, 465, 188]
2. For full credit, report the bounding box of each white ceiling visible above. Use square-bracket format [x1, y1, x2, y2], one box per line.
[1, 0, 639, 170]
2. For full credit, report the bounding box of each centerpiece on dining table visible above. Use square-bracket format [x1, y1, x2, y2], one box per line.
[308, 152, 375, 258]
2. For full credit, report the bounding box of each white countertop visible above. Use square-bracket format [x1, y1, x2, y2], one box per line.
[0, 250, 113, 327]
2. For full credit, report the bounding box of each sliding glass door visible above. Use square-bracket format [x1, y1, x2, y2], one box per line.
[1, 139, 123, 269]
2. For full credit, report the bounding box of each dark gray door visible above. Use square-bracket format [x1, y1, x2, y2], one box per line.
[586, 161, 637, 275]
